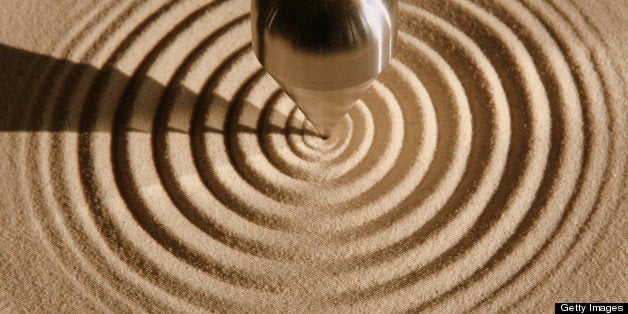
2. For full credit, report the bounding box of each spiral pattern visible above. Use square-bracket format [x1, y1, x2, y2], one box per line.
[12, 0, 626, 311]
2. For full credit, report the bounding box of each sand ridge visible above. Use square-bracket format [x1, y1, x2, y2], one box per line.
[0, 0, 626, 312]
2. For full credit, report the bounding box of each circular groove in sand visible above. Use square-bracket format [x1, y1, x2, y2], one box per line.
[13, 0, 626, 311]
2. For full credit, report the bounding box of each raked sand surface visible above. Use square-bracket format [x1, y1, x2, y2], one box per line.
[0, 0, 626, 312]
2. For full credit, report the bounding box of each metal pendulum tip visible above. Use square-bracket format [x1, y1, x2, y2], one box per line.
[251, 0, 398, 138]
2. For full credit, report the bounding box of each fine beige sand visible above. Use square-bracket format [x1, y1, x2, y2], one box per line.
[0, 0, 626, 312]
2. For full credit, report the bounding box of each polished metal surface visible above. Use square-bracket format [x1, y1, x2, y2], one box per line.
[251, 0, 398, 137]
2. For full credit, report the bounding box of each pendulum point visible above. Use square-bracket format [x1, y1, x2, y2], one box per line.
[310, 120, 334, 139]
[286, 81, 372, 141]
[315, 126, 333, 139]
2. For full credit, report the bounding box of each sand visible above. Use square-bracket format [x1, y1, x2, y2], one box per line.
[0, 0, 626, 312]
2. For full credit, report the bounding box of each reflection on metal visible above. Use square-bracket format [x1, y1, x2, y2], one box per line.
[251, 0, 398, 137]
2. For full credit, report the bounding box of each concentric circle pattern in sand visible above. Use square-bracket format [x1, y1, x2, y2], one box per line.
[10, 0, 626, 311]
